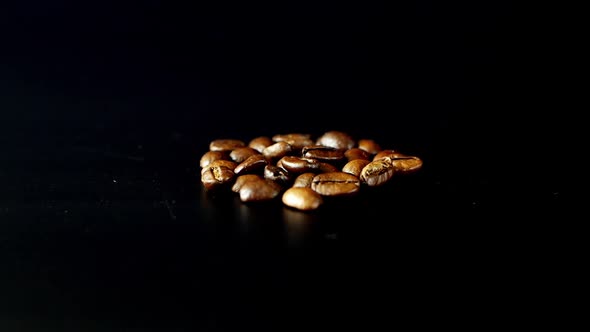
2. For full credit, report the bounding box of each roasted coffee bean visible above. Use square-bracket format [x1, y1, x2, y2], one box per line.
[234, 154, 268, 175]
[200, 151, 227, 168]
[344, 148, 371, 161]
[342, 159, 371, 177]
[311, 172, 361, 196]
[292, 172, 316, 188]
[302, 145, 345, 161]
[282, 187, 323, 211]
[200, 160, 238, 174]
[201, 165, 235, 190]
[230, 147, 260, 163]
[239, 179, 282, 202]
[209, 139, 245, 152]
[248, 136, 274, 153]
[357, 139, 382, 154]
[272, 133, 314, 149]
[277, 156, 320, 173]
[264, 165, 291, 183]
[262, 141, 292, 159]
[318, 162, 340, 173]
[373, 149, 406, 161]
[232, 174, 264, 193]
[360, 158, 395, 186]
[316, 130, 355, 150]
[390, 156, 423, 173]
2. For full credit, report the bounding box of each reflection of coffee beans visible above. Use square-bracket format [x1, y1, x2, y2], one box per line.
[200, 130, 423, 211]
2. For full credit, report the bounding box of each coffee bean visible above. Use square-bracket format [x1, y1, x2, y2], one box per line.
[200, 160, 238, 174]
[230, 147, 260, 163]
[238, 179, 282, 202]
[234, 154, 268, 175]
[200, 151, 227, 168]
[311, 172, 361, 196]
[262, 141, 292, 159]
[301, 145, 345, 161]
[201, 165, 235, 190]
[318, 162, 340, 173]
[292, 172, 316, 188]
[232, 174, 264, 193]
[248, 136, 274, 153]
[342, 159, 371, 177]
[209, 139, 246, 152]
[344, 148, 371, 161]
[277, 156, 320, 173]
[373, 149, 406, 161]
[264, 165, 291, 183]
[390, 156, 423, 174]
[272, 133, 314, 150]
[316, 130, 355, 150]
[282, 187, 323, 211]
[360, 159, 395, 186]
[357, 139, 382, 154]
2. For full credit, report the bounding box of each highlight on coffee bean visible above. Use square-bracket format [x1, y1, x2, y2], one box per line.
[199, 130, 423, 211]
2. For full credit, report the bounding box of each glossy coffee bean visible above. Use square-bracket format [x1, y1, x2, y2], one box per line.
[248, 136, 274, 153]
[272, 133, 314, 149]
[282, 187, 323, 211]
[234, 154, 268, 175]
[229, 147, 260, 163]
[342, 159, 371, 177]
[238, 179, 282, 202]
[200, 151, 227, 168]
[318, 162, 340, 173]
[344, 148, 371, 161]
[373, 149, 406, 161]
[277, 156, 320, 173]
[262, 141, 292, 159]
[301, 145, 345, 161]
[315, 130, 355, 150]
[360, 158, 395, 186]
[292, 172, 316, 188]
[264, 165, 291, 183]
[200, 160, 238, 174]
[357, 139, 382, 154]
[311, 172, 361, 196]
[232, 174, 264, 193]
[209, 139, 245, 152]
[201, 165, 235, 190]
[391, 156, 423, 173]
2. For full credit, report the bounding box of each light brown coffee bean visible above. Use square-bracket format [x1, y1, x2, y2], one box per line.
[229, 147, 260, 163]
[262, 141, 292, 159]
[311, 172, 361, 196]
[239, 179, 282, 202]
[357, 139, 382, 154]
[315, 130, 355, 150]
[201, 165, 235, 190]
[301, 145, 345, 161]
[277, 156, 320, 173]
[360, 158, 395, 186]
[234, 154, 268, 175]
[373, 149, 406, 161]
[232, 174, 264, 193]
[200, 160, 238, 175]
[199, 151, 227, 168]
[209, 139, 245, 152]
[264, 165, 291, 183]
[292, 172, 316, 188]
[248, 136, 274, 153]
[344, 148, 371, 161]
[282, 187, 323, 211]
[342, 159, 371, 177]
[390, 156, 423, 174]
[272, 133, 314, 150]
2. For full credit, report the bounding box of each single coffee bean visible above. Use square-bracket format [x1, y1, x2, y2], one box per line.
[201, 165, 235, 190]
[209, 139, 245, 152]
[200, 151, 227, 168]
[200, 159, 238, 175]
[277, 156, 320, 173]
[344, 148, 371, 161]
[357, 139, 382, 154]
[248, 136, 274, 153]
[292, 172, 316, 188]
[232, 174, 264, 193]
[373, 149, 406, 161]
[342, 159, 371, 178]
[390, 156, 423, 173]
[360, 158, 395, 186]
[234, 154, 268, 175]
[264, 164, 291, 183]
[262, 141, 292, 159]
[318, 162, 340, 173]
[301, 145, 345, 161]
[272, 133, 314, 150]
[311, 172, 361, 196]
[282, 187, 323, 211]
[229, 147, 260, 163]
[239, 179, 282, 202]
[315, 130, 355, 150]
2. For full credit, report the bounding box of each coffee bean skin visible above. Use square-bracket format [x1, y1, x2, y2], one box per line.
[201, 165, 235, 190]
[248, 136, 274, 153]
[311, 172, 361, 196]
[234, 154, 268, 175]
[264, 165, 291, 183]
[342, 159, 371, 177]
[229, 147, 260, 163]
[262, 141, 292, 159]
[360, 159, 395, 186]
[238, 179, 282, 202]
[272, 133, 314, 149]
[301, 145, 345, 161]
[200, 151, 227, 168]
[344, 148, 371, 161]
[316, 131, 355, 150]
[282, 187, 323, 211]
[292, 172, 316, 188]
[391, 156, 423, 173]
[357, 139, 382, 154]
[232, 174, 264, 193]
[209, 139, 246, 152]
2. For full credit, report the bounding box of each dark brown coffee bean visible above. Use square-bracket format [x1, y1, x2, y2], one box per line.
[277, 156, 320, 173]
[360, 159, 395, 186]
[301, 145, 345, 161]
[248, 136, 274, 153]
[373, 149, 406, 161]
[311, 172, 361, 196]
[209, 139, 245, 152]
[234, 154, 268, 175]
[262, 141, 292, 159]
[229, 147, 260, 163]
[344, 148, 371, 161]
[315, 130, 355, 150]
[282, 187, 323, 211]
[238, 179, 282, 202]
[199, 151, 227, 168]
[272, 133, 314, 150]
[264, 165, 291, 183]
[390, 156, 423, 174]
[318, 162, 340, 173]
[201, 165, 235, 190]
[357, 139, 382, 154]
[342, 159, 371, 177]
[200, 159, 238, 174]
[232, 174, 264, 193]
[292, 172, 316, 188]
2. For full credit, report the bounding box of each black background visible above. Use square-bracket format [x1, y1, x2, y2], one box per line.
[0, 1, 569, 331]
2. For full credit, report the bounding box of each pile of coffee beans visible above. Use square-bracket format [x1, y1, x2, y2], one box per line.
[200, 130, 423, 211]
